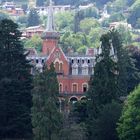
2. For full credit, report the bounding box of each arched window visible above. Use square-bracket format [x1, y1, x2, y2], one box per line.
[82, 83, 88, 92]
[55, 62, 59, 72]
[59, 83, 63, 93]
[72, 83, 78, 93]
[60, 63, 63, 72]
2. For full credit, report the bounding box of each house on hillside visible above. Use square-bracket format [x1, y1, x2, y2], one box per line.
[27, 0, 97, 108]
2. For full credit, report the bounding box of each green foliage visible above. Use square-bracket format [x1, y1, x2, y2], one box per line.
[60, 32, 90, 53]
[127, 46, 140, 94]
[16, 15, 28, 27]
[32, 63, 62, 140]
[109, 13, 125, 22]
[127, 0, 140, 28]
[70, 100, 88, 124]
[53, 0, 87, 6]
[110, 30, 139, 95]
[80, 18, 100, 34]
[0, 12, 9, 20]
[116, 25, 132, 46]
[112, 0, 127, 12]
[27, 8, 40, 27]
[60, 123, 87, 140]
[86, 29, 139, 140]
[77, 7, 99, 19]
[55, 11, 74, 31]
[117, 85, 140, 140]
[89, 27, 105, 48]
[87, 31, 118, 109]
[36, 0, 44, 7]
[24, 34, 42, 52]
[0, 19, 32, 139]
[92, 101, 122, 140]
[87, 31, 119, 140]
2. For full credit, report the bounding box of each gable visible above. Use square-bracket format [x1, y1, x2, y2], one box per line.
[46, 47, 68, 66]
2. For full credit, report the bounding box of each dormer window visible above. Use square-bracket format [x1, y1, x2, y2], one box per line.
[72, 62, 78, 75]
[71, 59, 74, 63]
[82, 61, 88, 75]
[42, 59, 44, 63]
[78, 59, 80, 63]
[72, 67, 78, 75]
[36, 59, 38, 63]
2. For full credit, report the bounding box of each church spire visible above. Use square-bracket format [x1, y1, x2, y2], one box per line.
[46, 0, 54, 31]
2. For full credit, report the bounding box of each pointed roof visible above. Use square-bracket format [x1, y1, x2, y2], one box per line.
[46, 0, 54, 32]
[41, 0, 60, 39]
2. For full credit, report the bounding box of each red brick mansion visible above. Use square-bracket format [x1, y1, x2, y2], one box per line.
[27, 0, 97, 104]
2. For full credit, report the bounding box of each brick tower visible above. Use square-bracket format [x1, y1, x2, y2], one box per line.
[41, 0, 60, 55]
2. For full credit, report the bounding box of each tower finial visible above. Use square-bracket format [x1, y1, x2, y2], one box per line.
[46, 0, 54, 31]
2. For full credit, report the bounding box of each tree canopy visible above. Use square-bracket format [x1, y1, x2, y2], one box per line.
[0, 19, 33, 139]
[117, 84, 140, 140]
[32, 64, 62, 140]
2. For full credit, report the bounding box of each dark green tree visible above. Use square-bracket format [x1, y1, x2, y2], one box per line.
[117, 85, 140, 140]
[87, 31, 118, 110]
[92, 101, 122, 140]
[27, 8, 40, 27]
[111, 30, 140, 95]
[127, 1, 140, 28]
[86, 31, 119, 140]
[36, 0, 44, 7]
[86, 29, 139, 140]
[70, 100, 88, 124]
[32, 63, 62, 140]
[0, 12, 9, 20]
[0, 19, 33, 139]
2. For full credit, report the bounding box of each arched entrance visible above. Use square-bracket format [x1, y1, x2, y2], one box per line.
[69, 96, 78, 104]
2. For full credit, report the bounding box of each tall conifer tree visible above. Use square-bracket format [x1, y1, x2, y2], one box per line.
[87, 29, 139, 140]
[87, 31, 118, 139]
[111, 30, 140, 95]
[0, 19, 33, 139]
[32, 64, 62, 140]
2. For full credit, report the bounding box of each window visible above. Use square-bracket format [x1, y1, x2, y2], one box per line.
[73, 84, 78, 93]
[59, 84, 63, 93]
[36, 59, 38, 63]
[83, 84, 88, 92]
[72, 67, 78, 75]
[42, 59, 44, 63]
[71, 59, 74, 63]
[65, 86, 67, 93]
[55, 62, 59, 72]
[78, 59, 80, 63]
[60, 63, 63, 72]
[82, 67, 88, 75]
